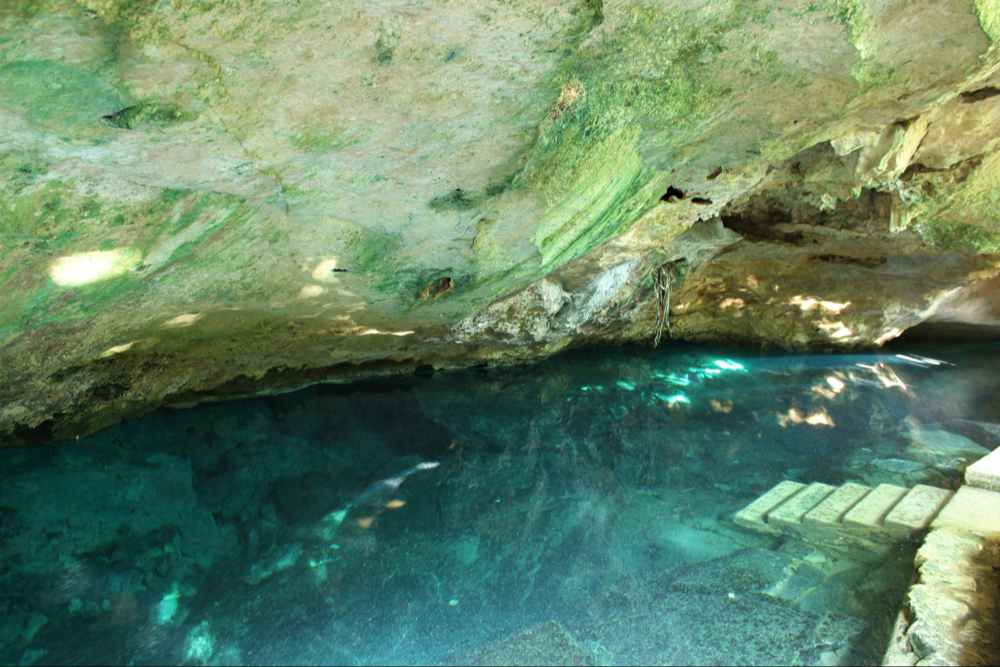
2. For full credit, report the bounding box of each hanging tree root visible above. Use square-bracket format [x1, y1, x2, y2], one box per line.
[653, 264, 675, 347]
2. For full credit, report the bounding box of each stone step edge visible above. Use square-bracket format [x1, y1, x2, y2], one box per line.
[733, 480, 806, 534]
[734, 480, 953, 537]
[965, 444, 1000, 492]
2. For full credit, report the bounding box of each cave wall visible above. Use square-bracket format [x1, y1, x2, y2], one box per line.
[2, 0, 999, 444]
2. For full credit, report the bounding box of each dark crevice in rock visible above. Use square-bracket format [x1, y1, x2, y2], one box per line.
[719, 184, 891, 242]
[807, 254, 887, 268]
[101, 104, 146, 129]
[100, 103, 190, 130]
[7, 417, 61, 446]
[720, 209, 790, 242]
[88, 382, 132, 402]
[719, 142, 893, 243]
[374, 27, 400, 66]
[416, 276, 454, 304]
[660, 186, 685, 202]
[3, 352, 489, 448]
[900, 163, 937, 180]
[429, 188, 479, 211]
[960, 86, 1000, 103]
[903, 156, 983, 184]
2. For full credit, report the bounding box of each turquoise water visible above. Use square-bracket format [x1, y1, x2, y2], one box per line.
[2, 341, 998, 666]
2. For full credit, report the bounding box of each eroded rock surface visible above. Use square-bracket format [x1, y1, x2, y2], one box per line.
[2, 0, 1000, 443]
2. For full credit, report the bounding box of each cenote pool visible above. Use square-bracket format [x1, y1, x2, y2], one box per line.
[2, 340, 998, 666]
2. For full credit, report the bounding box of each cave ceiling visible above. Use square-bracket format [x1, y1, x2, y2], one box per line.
[2, 0, 1000, 444]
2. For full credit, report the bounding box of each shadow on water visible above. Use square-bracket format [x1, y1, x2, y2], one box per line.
[2, 340, 999, 665]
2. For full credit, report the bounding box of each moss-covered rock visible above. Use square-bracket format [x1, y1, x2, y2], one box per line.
[2, 0, 1000, 444]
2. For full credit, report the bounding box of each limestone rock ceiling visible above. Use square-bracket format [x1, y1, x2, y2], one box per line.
[1, 0, 999, 444]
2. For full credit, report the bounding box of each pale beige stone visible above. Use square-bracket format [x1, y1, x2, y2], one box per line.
[914, 94, 1000, 170]
[915, 529, 983, 570]
[887, 520, 1000, 666]
[882, 607, 919, 667]
[804, 482, 871, 526]
[918, 559, 979, 593]
[884, 485, 953, 532]
[966, 447, 1000, 493]
[905, 584, 969, 660]
[843, 484, 909, 529]
[931, 485, 1000, 538]
[959, 618, 998, 646]
[768, 482, 836, 527]
[734, 480, 805, 533]
[912, 646, 964, 666]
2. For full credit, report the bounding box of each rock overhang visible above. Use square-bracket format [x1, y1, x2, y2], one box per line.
[2, 0, 1000, 444]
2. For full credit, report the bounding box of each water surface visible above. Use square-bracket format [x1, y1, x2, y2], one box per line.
[2, 341, 998, 666]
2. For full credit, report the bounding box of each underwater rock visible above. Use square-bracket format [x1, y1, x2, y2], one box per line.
[766, 560, 830, 601]
[903, 429, 991, 473]
[270, 471, 348, 527]
[443, 620, 596, 666]
[20, 614, 46, 644]
[246, 543, 303, 585]
[17, 649, 49, 667]
[666, 549, 788, 596]
[184, 621, 216, 666]
[0, 612, 46, 651]
[646, 523, 744, 564]
[150, 586, 183, 626]
[870, 458, 925, 474]
[926, 420, 1000, 451]
[0, 447, 223, 611]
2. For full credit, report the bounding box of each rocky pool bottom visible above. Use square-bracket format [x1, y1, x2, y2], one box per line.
[2, 340, 999, 666]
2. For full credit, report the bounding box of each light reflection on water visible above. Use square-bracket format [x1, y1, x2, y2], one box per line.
[1, 341, 998, 666]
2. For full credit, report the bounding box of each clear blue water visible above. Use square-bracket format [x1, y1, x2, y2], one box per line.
[2, 341, 998, 666]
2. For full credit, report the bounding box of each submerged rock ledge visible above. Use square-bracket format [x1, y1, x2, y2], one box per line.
[2, 0, 1000, 444]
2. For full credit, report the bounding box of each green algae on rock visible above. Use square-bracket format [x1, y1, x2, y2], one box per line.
[2, 0, 1000, 444]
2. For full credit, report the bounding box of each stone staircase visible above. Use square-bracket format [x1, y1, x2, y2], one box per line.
[735, 480, 953, 563]
[735, 444, 1000, 665]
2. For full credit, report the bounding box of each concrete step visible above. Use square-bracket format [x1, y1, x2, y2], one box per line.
[732, 480, 805, 535]
[965, 444, 1000, 491]
[735, 480, 953, 562]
